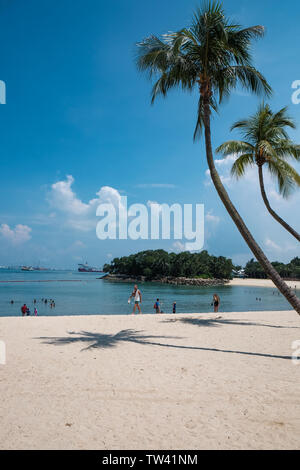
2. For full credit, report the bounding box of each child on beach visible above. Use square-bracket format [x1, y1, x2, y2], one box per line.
[34, 307, 38, 316]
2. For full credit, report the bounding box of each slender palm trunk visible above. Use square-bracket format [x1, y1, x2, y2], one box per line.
[258, 165, 300, 242]
[202, 95, 300, 314]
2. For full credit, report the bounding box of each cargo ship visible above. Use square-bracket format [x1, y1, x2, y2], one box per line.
[78, 262, 103, 273]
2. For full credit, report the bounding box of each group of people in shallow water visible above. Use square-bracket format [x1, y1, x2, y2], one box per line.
[128, 284, 221, 315]
[14, 298, 56, 316]
[20, 303, 38, 316]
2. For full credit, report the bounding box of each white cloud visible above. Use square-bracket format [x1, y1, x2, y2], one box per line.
[268, 190, 283, 202]
[265, 238, 281, 252]
[214, 155, 236, 167]
[0, 224, 32, 244]
[96, 186, 123, 208]
[205, 211, 220, 224]
[48, 175, 123, 232]
[172, 241, 186, 252]
[50, 175, 91, 216]
[264, 238, 298, 254]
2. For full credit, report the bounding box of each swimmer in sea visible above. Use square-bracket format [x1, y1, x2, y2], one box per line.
[212, 294, 220, 313]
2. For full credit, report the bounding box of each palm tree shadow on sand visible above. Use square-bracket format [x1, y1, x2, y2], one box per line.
[37, 329, 182, 351]
[161, 316, 300, 330]
[37, 326, 292, 360]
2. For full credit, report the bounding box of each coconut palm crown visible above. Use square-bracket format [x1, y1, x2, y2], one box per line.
[136, 1, 271, 138]
[216, 103, 300, 241]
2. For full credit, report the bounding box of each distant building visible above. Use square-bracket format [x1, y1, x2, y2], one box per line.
[232, 268, 247, 278]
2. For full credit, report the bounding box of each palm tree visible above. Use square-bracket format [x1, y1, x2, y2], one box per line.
[216, 103, 300, 241]
[136, 1, 300, 313]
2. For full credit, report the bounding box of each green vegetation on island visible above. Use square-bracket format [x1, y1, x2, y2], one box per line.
[103, 251, 300, 281]
[103, 250, 234, 280]
[245, 257, 300, 280]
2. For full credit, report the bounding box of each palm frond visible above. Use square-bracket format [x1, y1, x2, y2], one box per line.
[267, 159, 300, 198]
[273, 140, 300, 161]
[216, 140, 254, 156]
[231, 153, 255, 178]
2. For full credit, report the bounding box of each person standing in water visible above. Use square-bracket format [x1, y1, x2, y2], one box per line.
[212, 294, 220, 313]
[34, 307, 38, 316]
[129, 284, 142, 314]
[21, 304, 27, 316]
[153, 298, 160, 314]
[172, 302, 176, 314]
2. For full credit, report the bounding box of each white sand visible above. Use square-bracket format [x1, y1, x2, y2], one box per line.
[229, 278, 300, 289]
[0, 310, 299, 450]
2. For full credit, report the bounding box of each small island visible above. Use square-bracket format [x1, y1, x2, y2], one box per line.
[102, 249, 233, 287]
[103, 251, 300, 287]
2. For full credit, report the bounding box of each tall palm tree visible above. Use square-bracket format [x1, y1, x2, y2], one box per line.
[216, 103, 300, 241]
[136, 1, 300, 313]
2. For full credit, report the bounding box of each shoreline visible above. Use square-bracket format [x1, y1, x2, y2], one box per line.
[103, 274, 228, 287]
[103, 274, 300, 289]
[0, 310, 299, 450]
[0, 309, 296, 320]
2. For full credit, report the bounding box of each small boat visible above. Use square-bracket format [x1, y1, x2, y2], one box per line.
[78, 262, 103, 273]
[21, 266, 34, 271]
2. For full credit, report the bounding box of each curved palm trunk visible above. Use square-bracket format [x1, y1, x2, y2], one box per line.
[258, 165, 300, 242]
[202, 96, 300, 314]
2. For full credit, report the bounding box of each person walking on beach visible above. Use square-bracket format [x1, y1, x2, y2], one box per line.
[153, 298, 160, 314]
[172, 301, 176, 314]
[212, 294, 220, 313]
[129, 285, 142, 314]
[34, 307, 38, 316]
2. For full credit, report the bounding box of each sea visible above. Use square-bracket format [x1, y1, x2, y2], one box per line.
[0, 269, 297, 317]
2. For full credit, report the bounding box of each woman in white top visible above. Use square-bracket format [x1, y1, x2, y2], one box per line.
[129, 284, 142, 314]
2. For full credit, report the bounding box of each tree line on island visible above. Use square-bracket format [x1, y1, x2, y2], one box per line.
[244, 257, 300, 280]
[103, 250, 300, 281]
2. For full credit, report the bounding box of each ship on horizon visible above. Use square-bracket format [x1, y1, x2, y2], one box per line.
[21, 266, 34, 271]
[21, 265, 48, 271]
[78, 262, 104, 273]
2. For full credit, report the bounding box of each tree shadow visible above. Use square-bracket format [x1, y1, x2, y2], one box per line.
[162, 316, 299, 329]
[37, 328, 292, 360]
[37, 329, 182, 351]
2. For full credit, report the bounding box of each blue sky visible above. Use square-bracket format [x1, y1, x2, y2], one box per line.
[0, 0, 299, 268]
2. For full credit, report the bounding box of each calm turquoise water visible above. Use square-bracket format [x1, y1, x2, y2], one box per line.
[0, 269, 297, 317]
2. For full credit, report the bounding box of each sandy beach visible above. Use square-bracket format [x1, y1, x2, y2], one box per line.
[229, 278, 300, 289]
[0, 310, 299, 450]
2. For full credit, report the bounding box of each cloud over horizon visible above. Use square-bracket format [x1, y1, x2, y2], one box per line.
[48, 175, 123, 232]
[0, 224, 32, 244]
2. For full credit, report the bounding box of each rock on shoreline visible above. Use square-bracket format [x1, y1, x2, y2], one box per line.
[102, 273, 229, 287]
